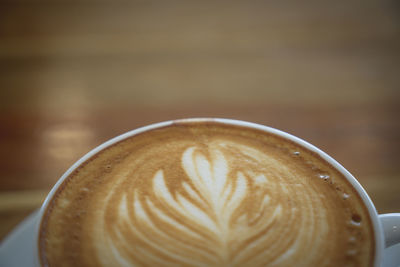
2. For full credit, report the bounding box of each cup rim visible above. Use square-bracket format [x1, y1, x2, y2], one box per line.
[36, 118, 384, 266]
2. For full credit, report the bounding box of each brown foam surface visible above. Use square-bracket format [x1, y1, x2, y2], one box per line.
[39, 121, 375, 267]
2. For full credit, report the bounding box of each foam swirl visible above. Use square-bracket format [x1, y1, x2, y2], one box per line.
[94, 143, 332, 266]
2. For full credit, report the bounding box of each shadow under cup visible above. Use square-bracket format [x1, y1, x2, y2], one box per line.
[35, 118, 398, 267]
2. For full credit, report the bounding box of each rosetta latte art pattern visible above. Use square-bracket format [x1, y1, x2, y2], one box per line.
[93, 142, 333, 266]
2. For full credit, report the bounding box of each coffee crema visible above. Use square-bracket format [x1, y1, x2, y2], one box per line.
[39, 121, 375, 267]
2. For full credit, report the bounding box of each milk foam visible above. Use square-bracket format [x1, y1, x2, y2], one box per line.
[40, 122, 375, 267]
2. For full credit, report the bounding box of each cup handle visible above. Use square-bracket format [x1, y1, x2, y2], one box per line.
[379, 213, 400, 248]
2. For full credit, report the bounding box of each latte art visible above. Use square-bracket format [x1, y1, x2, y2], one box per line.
[98, 145, 285, 266]
[39, 122, 375, 266]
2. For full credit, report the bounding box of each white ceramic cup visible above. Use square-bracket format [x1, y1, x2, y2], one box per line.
[34, 118, 400, 267]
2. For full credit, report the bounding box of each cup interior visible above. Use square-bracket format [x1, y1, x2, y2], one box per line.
[35, 118, 384, 267]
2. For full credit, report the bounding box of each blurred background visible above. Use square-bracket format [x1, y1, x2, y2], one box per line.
[0, 0, 399, 240]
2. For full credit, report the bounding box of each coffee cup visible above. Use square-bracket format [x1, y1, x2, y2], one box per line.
[34, 118, 400, 266]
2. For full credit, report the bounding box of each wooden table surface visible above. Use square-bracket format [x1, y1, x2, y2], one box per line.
[1, 0, 399, 241]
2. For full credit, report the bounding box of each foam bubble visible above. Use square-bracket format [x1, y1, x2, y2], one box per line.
[318, 174, 330, 180]
[350, 214, 362, 226]
[348, 236, 356, 243]
[346, 249, 358, 256]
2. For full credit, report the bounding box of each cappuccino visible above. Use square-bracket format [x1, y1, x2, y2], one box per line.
[39, 121, 374, 266]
